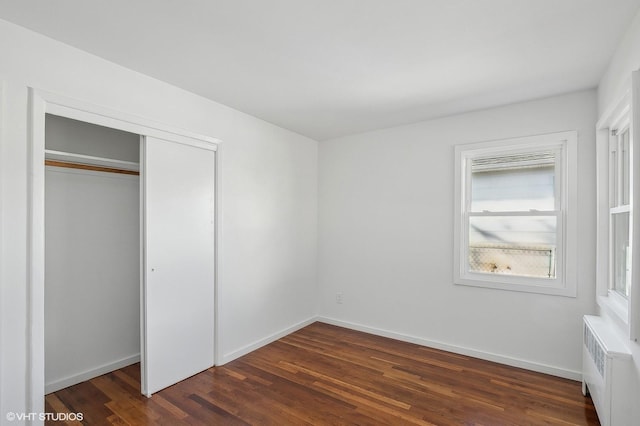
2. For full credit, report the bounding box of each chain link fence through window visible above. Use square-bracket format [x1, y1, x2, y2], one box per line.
[468, 245, 555, 278]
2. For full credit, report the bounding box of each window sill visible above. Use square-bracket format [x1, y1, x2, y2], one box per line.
[455, 275, 576, 297]
[597, 294, 629, 332]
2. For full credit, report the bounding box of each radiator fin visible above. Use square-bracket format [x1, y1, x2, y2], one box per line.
[584, 323, 605, 377]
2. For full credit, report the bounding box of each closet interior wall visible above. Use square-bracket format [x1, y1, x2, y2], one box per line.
[44, 114, 141, 393]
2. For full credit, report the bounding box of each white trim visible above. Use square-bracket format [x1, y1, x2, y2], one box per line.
[219, 317, 316, 365]
[45, 354, 140, 395]
[139, 137, 148, 397]
[35, 89, 220, 150]
[630, 70, 640, 341]
[598, 294, 629, 329]
[596, 127, 611, 298]
[27, 88, 221, 415]
[214, 147, 223, 365]
[317, 316, 581, 380]
[28, 88, 47, 417]
[596, 87, 631, 130]
[468, 210, 560, 217]
[0, 80, 4, 419]
[610, 205, 631, 214]
[453, 131, 577, 297]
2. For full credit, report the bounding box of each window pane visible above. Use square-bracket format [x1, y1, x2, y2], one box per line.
[621, 130, 630, 205]
[612, 212, 630, 298]
[468, 216, 556, 278]
[610, 146, 618, 208]
[471, 165, 555, 212]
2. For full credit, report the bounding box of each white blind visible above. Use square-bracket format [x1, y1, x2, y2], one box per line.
[472, 151, 555, 172]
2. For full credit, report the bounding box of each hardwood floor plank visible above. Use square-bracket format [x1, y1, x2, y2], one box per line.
[45, 322, 599, 425]
[313, 380, 435, 426]
[52, 381, 114, 425]
[282, 361, 412, 410]
[44, 393, 83, 426]
[149, 395, 189, 420]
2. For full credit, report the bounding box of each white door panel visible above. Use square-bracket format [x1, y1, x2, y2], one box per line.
[142, 136, 215, 395]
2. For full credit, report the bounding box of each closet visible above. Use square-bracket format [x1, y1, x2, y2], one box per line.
[43, 113, 217, 397]
[44, 115, 141, 393]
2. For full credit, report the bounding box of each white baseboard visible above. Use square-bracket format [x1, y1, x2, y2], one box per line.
[317, 316, 582, 381]
[45, 354, 140, 394]
[219, 316, 317, 365]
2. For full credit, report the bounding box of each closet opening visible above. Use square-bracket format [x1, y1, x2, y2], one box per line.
[29, 89, 219, 411]
[44, 114, 142, 394]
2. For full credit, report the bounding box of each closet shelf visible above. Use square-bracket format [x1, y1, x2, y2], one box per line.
[45, 149, 139, 174]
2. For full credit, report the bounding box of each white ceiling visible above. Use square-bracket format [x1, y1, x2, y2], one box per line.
[1, 1, 639, 140]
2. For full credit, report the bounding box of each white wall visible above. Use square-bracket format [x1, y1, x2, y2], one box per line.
[598, 8, 640, 114]
[597, 6, 640, 422]
[46, 115, 140, 161]
[0, 18, 317, 418]
[318, 90, 597, 378]
[45, 169, 140, 392]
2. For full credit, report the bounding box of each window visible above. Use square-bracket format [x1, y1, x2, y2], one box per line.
[595, 76, 640, 340]
[454, 131, 577, 296]
[609, 127, 631, 299]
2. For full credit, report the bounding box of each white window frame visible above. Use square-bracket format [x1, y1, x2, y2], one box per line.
[596, 71, 640, 342]
[608, 122, 631, 301]
[453, 131, 577, 297]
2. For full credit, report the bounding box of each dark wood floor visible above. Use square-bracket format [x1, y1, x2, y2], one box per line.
[46, 322, 599, 425]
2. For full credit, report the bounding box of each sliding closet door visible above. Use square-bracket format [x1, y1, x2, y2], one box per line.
[142, 136, 215, 396]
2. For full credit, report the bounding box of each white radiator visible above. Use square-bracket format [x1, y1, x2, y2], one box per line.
[582, 315, 632, 426]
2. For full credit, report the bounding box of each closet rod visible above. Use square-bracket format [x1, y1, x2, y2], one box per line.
[45, 160, 140, 176]
[44, 149, 139, 170]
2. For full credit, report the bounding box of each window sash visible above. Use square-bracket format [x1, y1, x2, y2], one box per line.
[462, 146, 564, 284]
[463, 211, 562, 281]
[465, 147, 562, 214]
[610, 210, 631, 298]
[610, 126, 631, 208]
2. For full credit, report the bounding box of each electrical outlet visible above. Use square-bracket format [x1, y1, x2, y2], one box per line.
[336, 292, 343, 304]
